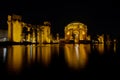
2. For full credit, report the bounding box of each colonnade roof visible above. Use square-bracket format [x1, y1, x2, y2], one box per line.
[65, 22, 87, 30]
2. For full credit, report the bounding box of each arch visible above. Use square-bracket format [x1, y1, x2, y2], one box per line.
[65, 22, 87, 43]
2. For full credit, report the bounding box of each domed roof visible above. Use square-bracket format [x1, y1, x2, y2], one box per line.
[65, 21, 87, 30]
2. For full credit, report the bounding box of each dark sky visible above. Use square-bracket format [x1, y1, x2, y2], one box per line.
[0, 0, 118, 37]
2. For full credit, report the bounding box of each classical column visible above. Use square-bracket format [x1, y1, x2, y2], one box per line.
[7, 15, 13, 41]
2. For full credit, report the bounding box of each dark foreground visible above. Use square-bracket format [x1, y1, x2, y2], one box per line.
[0, 43, 120, 79]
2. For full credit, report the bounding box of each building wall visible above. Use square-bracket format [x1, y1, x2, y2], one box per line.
[7, 15, 12, 41]
[12, 21, 22, 42]
[7, 15, 23, 42]
[7, 15, 51, 43]
[39, 21, 51, 43]
[40, 26, 51, 43]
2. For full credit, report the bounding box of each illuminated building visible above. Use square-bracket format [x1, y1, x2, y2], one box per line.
[7, 14, 23, 42]
[64, 22, 88, 43]
[7, 14, 51, 44]
[97, 34, 104, 43]
[56, 33, 59, 43]
[87, 35, 91, 41]
[40, 21, 51, 43]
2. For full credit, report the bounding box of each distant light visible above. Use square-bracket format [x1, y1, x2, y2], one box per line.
[82, 31, 85, 35]
[3, 37, 7, 41]
[67, 32, 70, 35]
[75, 44, 79, 59]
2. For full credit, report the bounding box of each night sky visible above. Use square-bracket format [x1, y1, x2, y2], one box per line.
[0, 0, 118, 37]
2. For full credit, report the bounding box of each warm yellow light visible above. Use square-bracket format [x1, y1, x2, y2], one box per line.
[37, 46, 41, 62]
[7, 15, 23, 42]
[12, 46, 23, 73]
[27, 45, 32, 64]
[7, 45, 23, 73]
[113, 43, 116, 53]
[67, 31, 70, 35]
[40, 25, 51, 43]
[64, 44, 88, 69]
[41, 44, 51, 66]
[98, 44, 104, 54]
[82, 31, 85, 35]
[85, 44, 91, 54]
[80, 26, 82, 28]
[32, 45, 36, 62]
[27, 44, 41, 64]
[13, 21, 22, 42]
[65, 22, 87, 41]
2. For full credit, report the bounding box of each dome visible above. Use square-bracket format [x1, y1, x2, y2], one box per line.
[65, 22, 87, 30]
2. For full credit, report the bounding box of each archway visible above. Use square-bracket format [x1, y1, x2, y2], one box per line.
[64, 22, 87, 43]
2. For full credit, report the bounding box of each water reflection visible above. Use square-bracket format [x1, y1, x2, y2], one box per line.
[51, 44, 59, 55]
[84, 44, 91, 54]
[106, 43, 111, 51]
[2, 43, 117, 74]
[5, 44, 58, 74]
[27, 45, 32, 64]
[32, 45, 36, 62]
[7, 45, 23, 73]
[113, 43, 116, 53]
[41, 44, 51, 66]
[3, 47, 7, 62]
[64, 44, 89, 69]
[93, 44, 104, 54]
[27, 44, 52, 66]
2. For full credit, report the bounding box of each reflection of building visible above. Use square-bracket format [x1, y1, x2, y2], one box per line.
[7, 45, 23, 73]
[64, 44, 88, 69]
[93, 44, 104, 54]
[41, 44, 51, 66]
[64, 22, 89, 43]
[27, 44, 51, 66]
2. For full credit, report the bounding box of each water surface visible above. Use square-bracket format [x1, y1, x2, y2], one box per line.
[0, 43, 119, 79]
